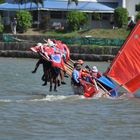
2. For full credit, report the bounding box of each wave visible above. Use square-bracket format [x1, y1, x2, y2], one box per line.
[29, 94, 85, 102]
[0, 93, 132, 103]
[0, 94, 86, 103]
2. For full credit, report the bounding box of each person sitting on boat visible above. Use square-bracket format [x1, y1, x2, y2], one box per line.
[71, 63, 82, 86]
[79, 64, 94, 83]
[81, 68, 91, 82]
[75, 64, 99, 97]
[85, 65, 91, 71]
[80, 66, 96, 85]
[91, 66, 102, 78]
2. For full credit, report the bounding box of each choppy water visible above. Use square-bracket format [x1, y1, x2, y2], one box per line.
[0, 57, 140, 140]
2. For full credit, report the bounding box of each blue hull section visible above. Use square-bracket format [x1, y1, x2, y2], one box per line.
[97, 75, 118, 97]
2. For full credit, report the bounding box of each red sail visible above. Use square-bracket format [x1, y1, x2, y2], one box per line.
[105, 20, 140, 93]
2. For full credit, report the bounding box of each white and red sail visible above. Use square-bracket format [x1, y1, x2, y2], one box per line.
[105, 20, 140, 93]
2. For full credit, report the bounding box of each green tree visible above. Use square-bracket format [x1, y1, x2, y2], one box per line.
[67, 10, 87, 31]
[136, 3, 140, 22]
[136, 11, 140, 22]
[16, 10, 32, 32]
[114, 7, 128, 28]
[0, 0, 4, 32]
[0, 15, 4, 33]
[0, 0, 4, 4]
[136, 3, 140, 11]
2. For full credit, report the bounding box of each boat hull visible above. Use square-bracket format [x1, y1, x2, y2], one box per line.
[71, 75, 118, 98]
[71, 84, 83, 95]
[71, 84, 110, 98]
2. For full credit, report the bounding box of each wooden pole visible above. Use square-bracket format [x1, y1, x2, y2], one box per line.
[95, 80, 111, 96]
[64, 64, 72, 76]
[66, 61, 74, 69]
[65, 63, 73, 71]
[69, 59, 75, 65]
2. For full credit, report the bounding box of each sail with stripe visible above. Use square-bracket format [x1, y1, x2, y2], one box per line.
[105, 20, 140, 93]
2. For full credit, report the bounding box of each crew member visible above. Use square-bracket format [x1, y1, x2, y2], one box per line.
[77, 59, 84, 66]
[32, 43, 51, 86]
[91, 66, 102, 78]
[71, 63, 81, 86]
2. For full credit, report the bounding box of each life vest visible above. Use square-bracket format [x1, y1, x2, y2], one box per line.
[81, 69, 89, 77]
[81, 69, 93, 83]
[91, 71, 102, 78]
[79, 79, 97, 97]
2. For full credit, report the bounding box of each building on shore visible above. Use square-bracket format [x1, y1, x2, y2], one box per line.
[121, 0, 140, 22]
[0, 0, 139, 29]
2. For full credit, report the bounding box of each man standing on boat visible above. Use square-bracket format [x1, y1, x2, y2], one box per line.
[71, 63, 82, 86]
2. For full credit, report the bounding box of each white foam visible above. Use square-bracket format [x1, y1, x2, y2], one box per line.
[43, 94, 85, 101]
[42, 95, 68, 101]
[0, 99, 12, 102]
[0, 95, 83, 103]
[0, 92, 131, 103]
[19, 94, 84, 102]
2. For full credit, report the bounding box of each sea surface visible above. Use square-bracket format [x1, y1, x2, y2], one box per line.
[0, 57, 140, 140]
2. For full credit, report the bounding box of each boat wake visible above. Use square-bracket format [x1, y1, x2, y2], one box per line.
[0, 92, 134, 103]
[29, 94, 85, 102]
[0, 94, 84, 103]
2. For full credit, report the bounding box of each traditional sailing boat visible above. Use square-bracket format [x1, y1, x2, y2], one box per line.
[30, 20, 140, 97]
[72, 20, 140, 98]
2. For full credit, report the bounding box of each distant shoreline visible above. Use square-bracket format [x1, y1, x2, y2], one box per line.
[0, 34, 119, 61]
